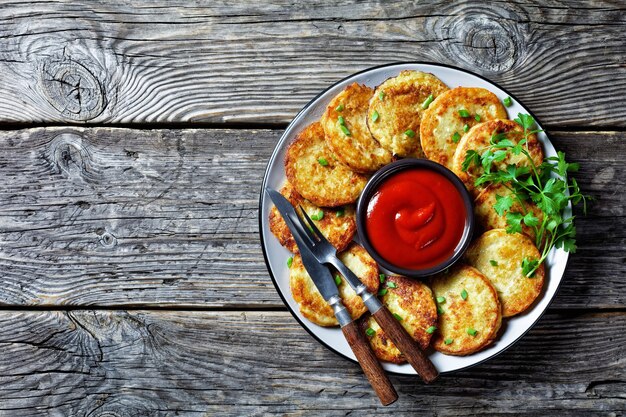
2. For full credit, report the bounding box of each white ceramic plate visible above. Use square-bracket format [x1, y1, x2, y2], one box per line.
[259, 62, 568, 375]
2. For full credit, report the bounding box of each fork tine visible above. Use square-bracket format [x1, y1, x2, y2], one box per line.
[286, 211, 317, 248]
[298, 206, 329, 244]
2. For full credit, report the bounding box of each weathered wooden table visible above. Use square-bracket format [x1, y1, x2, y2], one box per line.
[0, 2, 623, 415]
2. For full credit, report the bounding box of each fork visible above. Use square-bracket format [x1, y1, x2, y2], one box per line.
[297, 206, 439, 383]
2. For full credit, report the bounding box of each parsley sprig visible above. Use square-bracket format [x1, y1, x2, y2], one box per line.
[462, 113, 589, 277]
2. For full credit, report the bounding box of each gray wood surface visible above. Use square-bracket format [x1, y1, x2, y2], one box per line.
[0, 0, 623, 415]
[0, 310, 623, 416]
[0, 1, 624, 127]
[0, 127, 622, 309]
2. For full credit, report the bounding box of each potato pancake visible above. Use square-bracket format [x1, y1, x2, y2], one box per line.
[451, 119, 544, 197]
[285, 122, 368, 207]
[361, 275, 437, 364]
[321, 83, 393, 173]
[464, 229, 545, 317]
[430, 265, 502, 355]
[420, 87, 507, 169]
[268, 182, 356, 253]
[290, 243, 379, 327]
[474, 183, 544, 242]
[367, 70, 448, 157]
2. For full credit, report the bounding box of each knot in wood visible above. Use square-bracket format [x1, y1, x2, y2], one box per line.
[99, 232, 118, 248]
[50, 133, 92, 178]
[40, 58, 106, 121]
[443, 14, 522, 73]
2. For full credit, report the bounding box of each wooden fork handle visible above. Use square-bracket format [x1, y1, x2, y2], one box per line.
[373, 306, 439, 383]
[341, 320, 398, 406]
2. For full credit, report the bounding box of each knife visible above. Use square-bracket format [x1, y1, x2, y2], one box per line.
[266, 188, 398, 406]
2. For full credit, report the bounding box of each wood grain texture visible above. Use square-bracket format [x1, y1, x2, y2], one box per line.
[0, 310, 623, 416]
[0, 1, 624, 126]
[0, 127, 622, 309]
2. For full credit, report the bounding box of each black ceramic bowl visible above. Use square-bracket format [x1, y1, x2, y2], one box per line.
[356, 159, 475, 278]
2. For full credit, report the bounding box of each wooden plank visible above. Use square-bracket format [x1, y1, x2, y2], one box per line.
[0, 310, 623, 416]
[0, 127, 623, 309]
[0, 1, 624, 127]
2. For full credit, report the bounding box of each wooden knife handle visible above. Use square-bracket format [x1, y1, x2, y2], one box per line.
[341, 320, 398, 406]
[372, 306, 439, 383]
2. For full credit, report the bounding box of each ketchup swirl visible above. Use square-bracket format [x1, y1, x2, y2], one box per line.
[365, 169, 467, 270]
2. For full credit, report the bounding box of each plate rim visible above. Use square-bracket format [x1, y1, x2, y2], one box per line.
[258, 61, 569, 376]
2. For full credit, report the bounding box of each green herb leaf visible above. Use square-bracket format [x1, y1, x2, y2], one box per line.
[318, 157, 329, 166]
[365, 327, 376, 337]
[463, 124, 470, 132]
[387, 281, 397, 289]
[462, 150, 481, 172]
[371, 110, 379, 122]
[503, 96, 513, 107]
[426, 326, 437, 334]
[340, 124, 351, 136]
[475, 114, 481, 122]
[461, 289, 468, 300]
[378, 288, 388, 296]
[452, 132, 461, 143]
[379, 273, 386, 283]
[379, 91, 385, 101]
[336, 207, 345, 217]
[467, 328, 478, 336]
[522, 257, 539, 277]
[338, 116, 345, 125]
[494, 194, 514, 216]
[287, 256, 293, 268]
[458, 109, 470, 117]
[334, 275, 342, 286]
[404, 129, 416, 138]
[514, 113, 536, 131]
[489, 259, 499, 267]
[393, 313, 403, 321]
[444, 338, 454, 345]
[505, 211, 524, 234]
[437, 306, 444, 315]
[436, 296, 446, 303]
[335, 104, 344, 112]
[523, 212, 540, 227]
[421, 94, 434, 109]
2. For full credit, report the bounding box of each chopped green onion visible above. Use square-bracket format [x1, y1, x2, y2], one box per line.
[334, 275, 342, 286]
[393, 313, 403, 321]
[436, 296, 446, 303]
[421, 94, 434, 109]
[379, 91, 385, 101]
[437, 306, 444, 315]
[335, 104, 344, 112]
[287, 256, 293, 268]
[475, 114, 481, 122]
[371, 110, 379, 122]
[310, 210, 324, 221]
[444, 338, 453, 345]
[452, 132, 461, 143]
[365, 327, 376, 337]
[467, 328, 478, 336]
[387, 281, 397, 289]
[378, 288, 388, 296]
[426, 326, 437, 334]
[459, 109, 470, 117]
[404, 129, 416, 138]
[379, 273, 386, 283]
[490, 259, 499, 267]
[461, 289, 468, 300]
[463, 124, 470, 132]
[318, 157, 328, 166]
[338, 116, 345, 125]
[336, 207, 345, 217]
[503, 96, 513, 107]
[340, 125, 351, 136]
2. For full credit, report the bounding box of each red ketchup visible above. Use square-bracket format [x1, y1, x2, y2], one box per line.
[365, 168, 467, 270]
